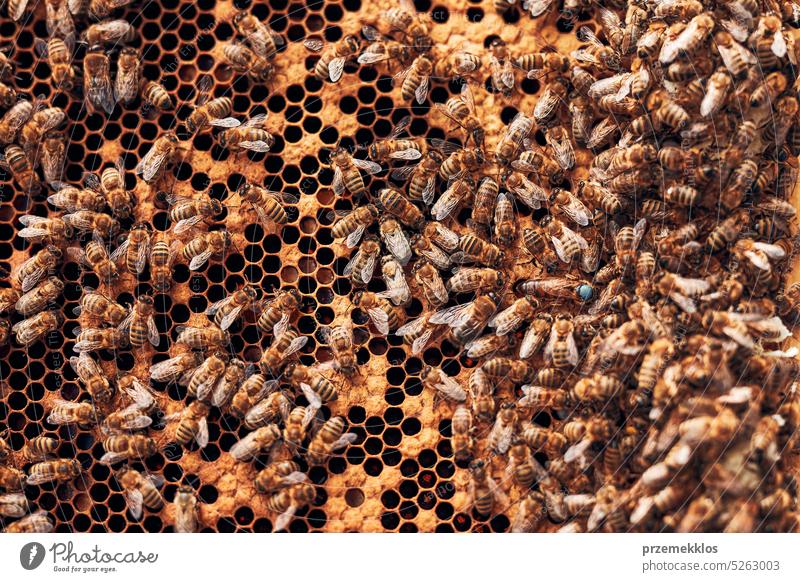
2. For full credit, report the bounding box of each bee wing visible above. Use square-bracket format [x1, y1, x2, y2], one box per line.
[189, 248, 214, 271]
[283, 335, 309, 357]
[415, 75, 430, 105]
[565, 330, 579, 366]
[533, 86, 563, 121]
[669, 291, 696, 314]
[722, 324, 756, 349]
[332, 432, 359, 451]
[274, 506, 298, 532]
[520, 324, 547, 359]
[329, 56, 347, 82]
[300, 382, 323, 411]
[146, 315, 160, 346]
[390, 165, 417, 181]
[548, 133, 575, 171]
[377, 286, 411, 304]
[207, 116, 241, 129]
[395, 317, 426, 337]
[543, 324, 559, 361]
[771, 30, 787, 58]
[345, 225, 366, 249]
[421, 175, 437, 205]
[238, 140, 273, 153]
[332, 166, 345, 197]
[559, 195, 591, 227]
[434, 376, 467, 402]
[25, 469, 56, 486]
[580, 239, 601, 273]
[430, 302, 472, 326]
[352, 158, 383, 175]
[522, 0, 554, 17]
[388, 115, 412, 139]
[303, 39, 324, 52]
[748, 316, 791, 342]
[358, 48, 391, 65]
[100, 452, 129, 465]
[125, 488, 144, 520]
[342, 248, 362, 277]
[490, 419, 514, 454]
[383, 229, 412, 265]
[192, 415, 210, 448]
[367, 307, 390, 335]
[173, 215, 205, 234]
[420, 245, 451, 270]
[135, 146, 169, 183]
[230, 430, 263, 461]
[411, 328, 436, 355]
[121, 378, 156, 410]
[752, 242, 787, 259]
[673, 275, 710, 296]
[360, 252, 378, 284]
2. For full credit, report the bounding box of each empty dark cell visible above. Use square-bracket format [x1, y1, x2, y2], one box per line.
[466, 7, 483, 21]
[386, 366, 406, 385]
[319, 126, 339, 145]
[521, 77, 540, 95]
[363, 437, 383, 455]
[437, 440, 453, 459]
[399, 480, 418, 499]
[364, 457, 383, 477]
[216, 517, 236, 533]
[73, 514, 91, 532]
[346, 446, 365, 465]
[345, 405, 366, 425]
[8, 351, 27, 370]
[418, 448, 437, 469]
[556, 16, 575, 32]
[417, 490, 436, 511]
[328, 456, 346, 474]
[490, 514, 510, 532]
[286, 84, 306, 103]
[303, 116, 322, 134]
[384, 387, 405, 407]
[383, 427, 402, 447]
[364, 415, 384, 435]
[382, 448, 401, 466]
[197, 484, 218, 504]
[24, 402, 44, 421]
[201, 444, 220, 462]
[435, 524, 454, 533]
[214, 21, 235, 40]
[284, 125, 302, 143]
[381, 511, 400, 530]
[401, 418, 421, 436]
[267, 94, 286, 114]
[233, 506, 254, 526]
[383, 407, 403, 426]
[453, 513, 472, 532]
[226, 252, 246, 272]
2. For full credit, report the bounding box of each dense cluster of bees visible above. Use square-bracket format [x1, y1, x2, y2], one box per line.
[2, 0, 800, 533]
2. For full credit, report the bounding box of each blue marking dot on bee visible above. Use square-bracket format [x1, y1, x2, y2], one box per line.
[577, 284, 593, 302]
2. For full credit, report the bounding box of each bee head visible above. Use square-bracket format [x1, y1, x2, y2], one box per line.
[344, 35, 360, 53]
[47, 245, 62, 259]
[210, 199, 224, 215]
[351, 290, 364, 306]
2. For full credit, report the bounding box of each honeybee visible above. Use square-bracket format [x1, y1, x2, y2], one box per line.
[257, 289, 301, 334]
[67, 238, 118, 282]
[117, 295, 159, 349]
[447, 267, 504, 294]
[352, 290, 401, 335]
[22, 435, 60, 461]
[141, 81, 173, 115]
[116, 467, 164, 519]
[464, 331, 515, 359]
[304, 35, 360, 83]
[113, 47, 141, 106]
[33, 37, 78, 93]
[166, 192, 224, 234]
[230, 372, 279, 420]
[520, 225, 558, 272]
[101, 434, 157, 465]
[379, 257, 410, 308]
[44, 0, 75, 50]
[81, 18, 134, 46]
[283, 389, 322, 454]
[3, 510, 54, 533]
[750, 14, 787, 69]
[181, 229, 230, 271]
[150, 235, 178, 292]
[230, 424, 281, 461]
[366, 116, 424, 163]
[259, 326, 309, 377]
[396, 53, 433, 104]
[244, 391, 292, 430]
[73, 289, 126, 325]
[135, 132, 184, 184]
[267, 483, 316, 532]
[12, 310, 63, 345]
[109, 224, 151, 276]
[515, 50, 571, 79]
[344, 236, 381, 287]
[179, 352, 227, 401]
[62, 210, 117, 240]
[233, 11, 284, 59]
[165, 400, 210, 448]
[175, 325, 230, 350]
[254, 461, 307, 495]
[378, 217, 412, 265]
[46, 183, 104, 214]
[88, 0, 135, 19]
[379, 188, 424, 229]
[68, 351, 114, 404]
[496, 113, 534, 166]
[434, 84, 484, 146]
[39, 130, 66, 186]
[489, 296, 539, 337]
[103, 390, 155, 434]
[504, 171, 548, 209]
[217, 114, 275, 153]
[306, 416, 357, 465]
[85, 158, 135, 218]
[534, 77, 569, 126]
[0, 493, 28, 518]
[213, 360, 246, 411]
[469, 460, 507, 517]
[488, 402, 518, 454]
[319, 321, 357, 375]
[451, 405, 474, 462]
[1, 144, 40, 195]
[236, 183, 298, 230]
[0, 465, 26, 491]
[430, 294, 498, 344]
[206, 285, 258, 331]
[0, 99, 33, 145]
[26, 458, 81, 485]
[359, 24, 413, 69]
[149, 351, 204, 384]
[0, 288, 20, 315]
[46, 398, 96, 426]
[330, 147, 382, 199]
[174, 486, 199, 533]
[284, 362, 339, 403]
[82, 45, 114, 114]
[222, 41, 274, 83]
[73, 326, 126, 353]
[549, 188, 590, 227]
[421, 365, 467, 402]
[431, 174, 473, 221]
[451, 234, 503, 267]
[185, 75, 233, 134]
[487, 38, 514, 95]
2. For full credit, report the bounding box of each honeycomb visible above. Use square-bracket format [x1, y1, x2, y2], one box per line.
[1, 0, 799, 534]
